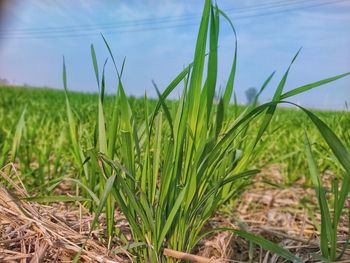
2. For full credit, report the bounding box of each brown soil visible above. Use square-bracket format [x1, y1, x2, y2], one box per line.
[1, 163, 349, 262]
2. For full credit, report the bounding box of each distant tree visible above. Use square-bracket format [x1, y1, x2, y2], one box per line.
[245, 87, 258, 104]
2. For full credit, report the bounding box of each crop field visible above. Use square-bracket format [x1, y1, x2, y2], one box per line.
[1, 1, 350, 262]
[0, 86, 348, 189]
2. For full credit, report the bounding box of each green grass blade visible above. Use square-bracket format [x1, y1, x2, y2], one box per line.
[154, 84, 174, 138]
[205, 4, 219, 118]
[90, 174, 116, 232]
[301, 108, 350, 226]
[62, 56, 68, 92]
[90, 44, 100, 90]
[301, 107, 350, 179]
[187, 0, 210, 132]
[150, 64, 192, 133]
[101, 58, 108, 103]
[62, 57, 81, 163]
[157, 185, 187, 251]
[101, 33, 122, 77]
[281, 72, 350, 100]
[152, 112, 162, 205]
[219, 9, 237, 108]
[254, 71, 276, 105]
[304, 132, 332, 257]
[98, 98, 107, 154]
[215, 98, 224, 138]
[234, 229, 302, 263]
[254, 48, 301, 147]
[195, 228, 302, 263]
[10, 107, 26, 161]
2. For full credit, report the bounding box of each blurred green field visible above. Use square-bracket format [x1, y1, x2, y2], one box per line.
[1, 85, 348, 191]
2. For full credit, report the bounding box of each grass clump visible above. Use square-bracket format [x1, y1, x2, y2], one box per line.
[59, 0, 350, 262]
[304, 111, 350, 261]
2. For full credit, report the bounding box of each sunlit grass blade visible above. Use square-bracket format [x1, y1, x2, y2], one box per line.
[157, 185, 187, 251]
[300, 106, 350, 260]
[301, 108, 350, 189]
[101, 58, 108, 103]
[10, 107, 26, 161]
[281, 72, 350, 100]
[304, 132, 332, 258]
[254, 71, 276, 105]
[254, 48, 301, 146]
[98, 98, 107, 154]
[215, 98, 224, 138]
[90, 173, 116, 233]
[205, 4, 219, 119]
[62, 57, 81, 164]
[187, 0, 210, 132]
[220, 9, 237, 110]
[154, 84, 173, 138]
[91, 44, 100, 90]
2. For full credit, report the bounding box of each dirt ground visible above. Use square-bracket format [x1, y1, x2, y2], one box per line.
[0, 163, 349, 262]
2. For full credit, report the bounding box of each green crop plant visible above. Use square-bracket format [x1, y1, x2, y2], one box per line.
[316, 109, 350, 178]
[56, 0, 350, 262]
[304, 111, 350, 262]
[0, 87, 345, 193]
[0, 108, 26, 168]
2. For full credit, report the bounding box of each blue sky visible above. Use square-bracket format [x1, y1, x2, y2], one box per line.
[0, 0, 349, 110]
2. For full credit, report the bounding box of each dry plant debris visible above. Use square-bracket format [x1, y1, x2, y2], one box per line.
[0, 164, 129, 263]
[196, 165, 350, 262]
[1, 163, 349, 262]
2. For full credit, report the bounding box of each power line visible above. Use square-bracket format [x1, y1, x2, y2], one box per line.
[0, 0, 348, 40]
[231, 0, 349, 19]
[0, 0, 331, 35]
[1, 0, 345, 37]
